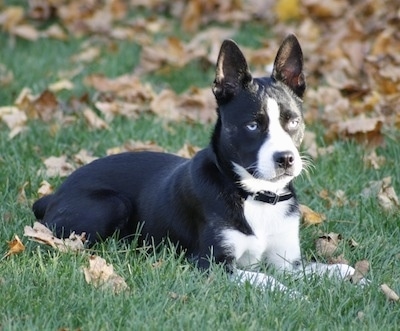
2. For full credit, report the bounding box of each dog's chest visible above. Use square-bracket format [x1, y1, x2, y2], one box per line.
[222, 197, 300, 269]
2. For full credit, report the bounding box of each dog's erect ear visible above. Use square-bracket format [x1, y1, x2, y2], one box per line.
[272, 34, 306, 98]
[212, 40, 252, 102]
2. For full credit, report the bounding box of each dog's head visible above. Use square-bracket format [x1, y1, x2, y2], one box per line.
[212, 35, 306, 193]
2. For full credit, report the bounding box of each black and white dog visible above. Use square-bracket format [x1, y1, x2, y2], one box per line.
[33, 35, 364, 293]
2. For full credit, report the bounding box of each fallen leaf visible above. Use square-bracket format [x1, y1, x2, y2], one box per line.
[83, 255, 129, 294]
[106, 140, 165, 155]
[11, 24, 40, 41]
[42, 155, 75, 178]
[361, 177, 399, 211]
[349, 260, 370, 284]
[0, 106, 28, 138]
[275, 0, 301, 21]
[315, 232, 341, 258]
[380, 284, 399, 302]
[83, 108, 109, 130]
[71, 46, 101, 63]
[168, 291, 189, 303]
[2, 235, 25, 259]
[73, 149, 98, 165]
[37, 180, 53, 197]
[300, 204, 326, 225]
[175, 143, 201, 158]
[48, 79, 74, 93]
[24, 222, 85, 252]
[17, 181, 29, 205]
[363, 150, 386, 170]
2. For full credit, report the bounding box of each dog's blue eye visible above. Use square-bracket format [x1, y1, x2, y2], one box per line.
[246, 122, 258, 131]
[288, 119, 299, 130]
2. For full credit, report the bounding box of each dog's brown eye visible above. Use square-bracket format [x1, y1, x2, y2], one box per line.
[246, 122, 258, 131]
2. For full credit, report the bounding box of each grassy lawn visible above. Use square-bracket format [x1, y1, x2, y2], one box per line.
[1, 3, 400, 331]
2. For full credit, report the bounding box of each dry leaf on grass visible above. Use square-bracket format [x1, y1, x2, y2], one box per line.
[380, 284, 399, 302]
[106, 140, 165, 155]
[300, 204, 325, 225]
[41, 155, 75, 178]
[83, 108, 109, 130]
[0, 106, 27, 138]
[2, 235, 25, 259]
[315, 232, 342, 258]
[73, 149, 98, 165]
[363, 150, 386, 170]
[83, 255, 129, 294]
[175, 143, 201, 159]
[24, 222, 85, 252]
[37, 180, 53, 197]
[361, 177, 399, 211]
[348, 260, 370, 284]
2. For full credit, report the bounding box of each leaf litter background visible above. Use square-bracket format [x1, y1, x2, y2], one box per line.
[1, 0, 399, 298]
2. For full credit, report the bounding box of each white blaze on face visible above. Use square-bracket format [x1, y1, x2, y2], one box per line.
[255, 98, 302, 183]
[233, 98, 303, 194]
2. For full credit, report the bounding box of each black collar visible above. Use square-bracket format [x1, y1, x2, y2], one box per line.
[252, 190, 294, 205]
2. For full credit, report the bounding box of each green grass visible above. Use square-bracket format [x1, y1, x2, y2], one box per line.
[1, 13, 400, 331]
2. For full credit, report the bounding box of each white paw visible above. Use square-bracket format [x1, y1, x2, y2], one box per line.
[304, 263, 370, 286]
[233, 269, 303, 299]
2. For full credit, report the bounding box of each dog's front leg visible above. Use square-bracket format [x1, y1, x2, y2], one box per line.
[302, 263, 369, 286]
[232, 268, 303, 298]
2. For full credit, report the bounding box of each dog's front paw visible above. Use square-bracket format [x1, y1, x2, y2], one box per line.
[233, 269, 303, 299]
[305, 263, 370, 286]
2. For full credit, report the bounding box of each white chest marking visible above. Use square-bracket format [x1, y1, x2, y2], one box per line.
[222, 196, 301, 271]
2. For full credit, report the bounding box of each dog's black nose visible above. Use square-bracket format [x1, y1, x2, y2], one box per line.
[274, 151, 295, 169]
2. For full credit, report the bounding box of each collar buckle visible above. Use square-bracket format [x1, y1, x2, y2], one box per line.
[253, 190, 293, 204]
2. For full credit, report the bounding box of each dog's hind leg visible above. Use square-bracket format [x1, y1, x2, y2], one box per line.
[40, 190, 135, 244]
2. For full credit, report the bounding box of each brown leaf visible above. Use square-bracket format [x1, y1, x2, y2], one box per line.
[73, 149, 98, 166]
[175, 143, 201, 159]
[349, 260, 369, 284]
[48, 79, 74, 93]
[274, 0, 302, 21]
[300, 204, 326, 225]
[333, 116, 384, 147]
[12, 24, 40, 41]
[83, 255, 129, 294]
[0, 6, 25, 31]
[362, 177, 399, 211]
[363, 150, 386, 170]
[71, 46, 101, 63]
[150, 87, 216, 124]
[83, 108, 109, 130]
[2, 235, 25, 259]
[380, 284, 400, 302]
[315, 232, 341, 258]
[37, 180, 53, 197]
[0, 106, 28, 138]
[24, 222, 85, 252]
[41, 155, 75, 178]
[17, 181, 29, 205]
[106, 140, 165, 156]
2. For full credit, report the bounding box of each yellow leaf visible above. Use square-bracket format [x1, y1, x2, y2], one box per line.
[3, 235, 25, 259]
[381, 284, 399, 302]
[300, 204, 326, 225]
[275, 0, 301, 21]
[48, 79, 74, 92]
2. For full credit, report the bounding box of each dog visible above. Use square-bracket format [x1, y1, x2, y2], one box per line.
[33, 34, 365, 294]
